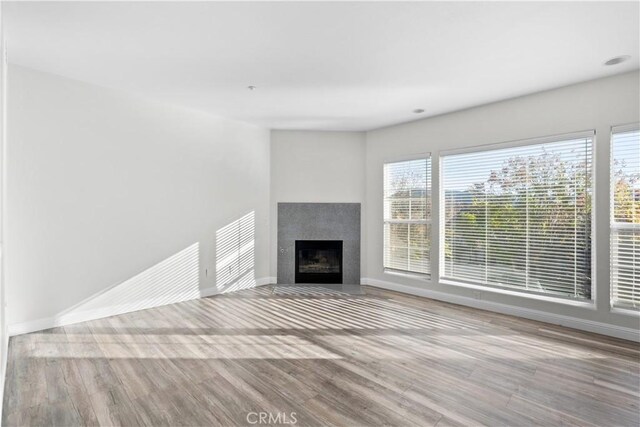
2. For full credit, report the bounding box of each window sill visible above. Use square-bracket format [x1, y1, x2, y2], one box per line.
[384, 269, 431, 282]
[439, 278, 596, 309]
[610, 306, 640, 317]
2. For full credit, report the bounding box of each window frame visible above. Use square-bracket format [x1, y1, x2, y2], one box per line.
[383, 153, 432, 278]
[610, 123, 640, 310]
[438, 130, 596, 302]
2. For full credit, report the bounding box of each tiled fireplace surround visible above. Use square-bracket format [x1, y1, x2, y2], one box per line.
[277, 203, 361, 285]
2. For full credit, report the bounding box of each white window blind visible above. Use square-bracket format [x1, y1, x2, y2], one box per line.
[611, 125, 640, 309]
[441, 133, 593, 299]
[383, 157, 431, 276]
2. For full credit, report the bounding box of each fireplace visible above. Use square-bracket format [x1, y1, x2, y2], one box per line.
[295, 240, 343, 284]
[278, 203, 360, 285]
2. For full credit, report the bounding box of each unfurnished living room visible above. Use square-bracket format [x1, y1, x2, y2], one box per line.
[0, 1, 638, 426]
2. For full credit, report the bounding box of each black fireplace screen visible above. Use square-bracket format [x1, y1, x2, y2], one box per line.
[295, 240, 343, 284]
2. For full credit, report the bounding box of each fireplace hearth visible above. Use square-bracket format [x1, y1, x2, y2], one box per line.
[295, 240, 343, 284]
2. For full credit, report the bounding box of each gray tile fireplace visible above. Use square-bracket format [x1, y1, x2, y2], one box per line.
[277, 203, 360, 285]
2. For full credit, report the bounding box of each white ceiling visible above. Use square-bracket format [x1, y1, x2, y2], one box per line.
[4, 1, 639, 131]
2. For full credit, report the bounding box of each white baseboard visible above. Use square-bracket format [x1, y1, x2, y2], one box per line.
[199, 276, 275, 298]
[361, 277, 640, 342]
[260, 276, 278, 287]
[7, 277, 275, 337]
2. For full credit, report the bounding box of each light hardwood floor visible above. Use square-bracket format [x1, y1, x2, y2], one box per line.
[2, 285, 639, 426]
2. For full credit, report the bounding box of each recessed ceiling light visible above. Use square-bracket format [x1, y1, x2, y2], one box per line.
[413, 109, 425, 114]
[604, 55, 630, 66]
[247, 85, 257, 91]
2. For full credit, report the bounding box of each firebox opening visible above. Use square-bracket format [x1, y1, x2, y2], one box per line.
[295, 240, 343, 284]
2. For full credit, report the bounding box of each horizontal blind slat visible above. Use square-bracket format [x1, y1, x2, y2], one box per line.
[442, 135, 592, 299]
[384, 157, 431, 276]
[611, 127, 640, 309]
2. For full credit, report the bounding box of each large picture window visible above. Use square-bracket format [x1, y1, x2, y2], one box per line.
[441, 132, 593, 300]
[611, 125, 640, 309]
[383, 157, 431, 276]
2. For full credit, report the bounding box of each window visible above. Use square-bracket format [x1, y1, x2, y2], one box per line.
[441, 132, 593, 300]
[384, 157, 431, 276]
[611, 125, 640, 309]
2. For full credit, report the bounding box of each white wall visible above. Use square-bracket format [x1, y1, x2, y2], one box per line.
[270, 130, 366, 277]
[5, 65, 271, 332]
[0, 1, 7, 415]
[5, 65, 639, 340]
[364, 71, 640, 339]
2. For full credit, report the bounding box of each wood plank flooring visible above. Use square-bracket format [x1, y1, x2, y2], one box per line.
[3, 285, 639, 426]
